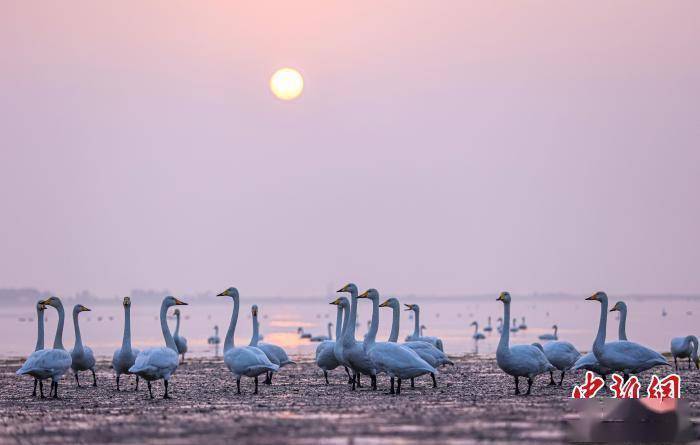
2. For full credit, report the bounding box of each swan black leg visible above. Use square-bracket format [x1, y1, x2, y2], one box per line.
[526, 377, 533, 395]
[371, 375, 377, 391]
[52, 381, 59, 399]
[431, 372, 437, 388]
[674, 357, 678, 371]
[267, 372, 273, 385]
[357, 373, 362, 388]
[559, 371, 565, 386]
[39, 380, 45, 398]
[254, 376, 259, 395]
[91, 368, 97, 386]
[344, 366, 353, 384]
[32, 379, 37, 396]
[411, 378, 415, 388]
[163, 380, 170, 399]
[389, 377, 395, 395]
[351, 371, 357, 391]
[396, 378, 402, 395]
[689, 358, 692, 370]
[75, 372, 80, 387]
[514, 376, 520, 395]
[116, 374, 121, 391]
[135, 376, 139, 391]
[147, 381, 154, 399]
[236, 378, 241, 394]
[548, 371, 556, 386]
[324, 371, 329, 385]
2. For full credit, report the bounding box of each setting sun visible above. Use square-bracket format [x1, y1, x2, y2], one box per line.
[270, 68, 304, 100]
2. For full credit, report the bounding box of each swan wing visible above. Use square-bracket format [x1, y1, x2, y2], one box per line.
[129, 347, 178, 379]
[17, 349, 71, 378]
[368, 343, 435, 378]
[543, 341, 581, 370]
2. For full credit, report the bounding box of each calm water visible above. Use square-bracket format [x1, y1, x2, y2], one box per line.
[2, 295, 698, 358]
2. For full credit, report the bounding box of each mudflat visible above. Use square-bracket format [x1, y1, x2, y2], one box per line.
[0, 356, 698, 444]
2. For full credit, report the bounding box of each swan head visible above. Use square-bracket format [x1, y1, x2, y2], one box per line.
[586, 291, 608, 303]
[329, 296, 349, 309]
[73, 304, 91, 315]
[173, 309, 181, 316]
[404, 303, 418, 312]
[122, 297, 131, 307]
[379, 297, 398, 309]
[609, 301, 626, 313]
[552, 324, 558, 329]
[470, 321, 477, 326]
[164, 296, 188, 307]
[358, 289, 379, 301]
[39, 296, 62, 309]
[497, 291, 511, 304]
[36, 302, 46, 312]
[251, 305, 258, 317]
[337, 283, 357, 294]
[420, 324, 426, 329]
[217, 287, 239, 299]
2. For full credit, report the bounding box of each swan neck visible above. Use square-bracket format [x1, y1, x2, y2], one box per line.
[413, 308, 420, 336]
[688, 335, 699, 360]
[618, 307, 627, 341]
[473, 323, 478, 334]
[160, 302, 177, 351]
[53, 302, 65, 350]
[364, 297, 379, 347]
[35, 307, 44, 351]
[327, 323, 332, 339]
[224, 297, 239, 352]
[593, 299, 608, 355]
[250, 313, 259, 346]
[334, 305, 343, 340]
[497, 301, 510, 354]
[121, 305, 132, 351]
[174, 312, 181, 336]
[388, 305, 400, 342]
[343, 289, 358, 344]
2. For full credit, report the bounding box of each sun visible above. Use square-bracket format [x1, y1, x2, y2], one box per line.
[270, 68, 304, 101]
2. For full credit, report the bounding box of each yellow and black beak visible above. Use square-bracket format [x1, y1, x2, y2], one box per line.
[337, 284, 350, 293]
[379, 300, 390, 308]
[217, 290, 228, 297]
[404, 304, 413, 311]
[174, 298, 188, 306]
[80, 306, 91, 312]
[358, 290, 369, 299]
[586, 294, 598, 301]
[329, 298, 341, 305]
[39, 298, 52, 305]
[609, 305, 618, 312]
[496, 292, 506, 302]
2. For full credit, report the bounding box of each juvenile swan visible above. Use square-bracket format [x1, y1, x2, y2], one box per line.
[129, 296, 188, 399]
[670, 335, 699, 371]
[172, 309, 188, 363]
[112, 297, 140, 391]
[496, 292, 554, 395]
[70, 304, 97, 386]
[249, 304, 294, 385]
[217, 287, 278, 394]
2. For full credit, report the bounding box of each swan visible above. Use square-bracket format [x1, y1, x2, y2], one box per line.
[129, 296, 188, 398]
[112, 297, 140, 391]
[586, 291, 669, 379]
[335, 283, 378, 390]
[297, 327, 312, 339]
[538, 325, 558, 340]
[542, 340, 581, 386]
[519, 317, 528, 330]
[17, 296, 72, 398]
[483, 316, 493, 332]
[496, 292, 555, 395]
[249, 304, 294, 385]
[509, 318, 519, 333]
[611, 301, 629, 341]
[18, 301, 47, 396]
[670, 335, 699, 371]
[360, 289, 436, 395]
[207, 325, 221, 345]
[404, 304, 444, 351]
[470, 321, 485, 340]
[380, 297, 453, 388]
[217, 287, 278, 394]
[172, 309, 188, 363]
[310, 323, 332, 342]
[316, 297, 353, 384]
[496, 317, 503, 334]
[70, 304, 97, 387]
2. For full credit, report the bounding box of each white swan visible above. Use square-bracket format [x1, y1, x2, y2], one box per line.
[217, 287, 278, 394]
[404, 304, 444, 351]
[671, 335, 699, 371]
[17, 296, 72, 398]
[207, 326, 221, 345]
[496, 292, 554, 395]
[18, 301, 47, 397]
[129, 296, 188, 398]
[70, 304, 96, 387]
[316, 297, 353, 384]
[380, 297, 453, 388]
[172, 308, 188, 363]
[310, 323, 332, 342]
[249, 304, 294, 385]
[483, 316, 493, 332]
[509, 318, 519, 333]
[496, 317, 503, 334]
[586, 291, 669, 378]
[112, 297, 140, 391]
[335, 283, 377, 390]
[541, 340, 581, 386]
[297, 327, 312, 339]
[470, 321, 485, 340]
[518, 317, 528, 330]
[361, 289, 435, 395]
[538, 325, 558, 340]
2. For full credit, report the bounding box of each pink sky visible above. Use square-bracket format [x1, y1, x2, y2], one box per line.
[1, 1, 698, 298]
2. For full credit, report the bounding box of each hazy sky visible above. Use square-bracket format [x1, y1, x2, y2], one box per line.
[1, 1, 698, 298]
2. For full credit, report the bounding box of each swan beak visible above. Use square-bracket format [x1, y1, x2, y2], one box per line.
[80, 306, 91, 312]
[217, 290, 229, 297]
[357, 290, 369, 299]
[174, 298, 188, 306]
[379, 300, 390, 307]
[337, 284, 350, 293]
[329, 298, 341, 305]
[39, 298, 53, 306]
[609, 307, 618, 312]
[404, 304, 413, 311]
[586, 294, 598, 301]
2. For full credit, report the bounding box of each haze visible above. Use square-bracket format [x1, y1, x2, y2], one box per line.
[1, 1, 699, 298]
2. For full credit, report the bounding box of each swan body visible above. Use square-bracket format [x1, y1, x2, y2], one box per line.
[404, 304, 444, 351]
[18, 302, 47, 396]
[249, 304, 293, 384]
[587, 292, 669, 376]
[129, 296, 188, 398]
[470, 321, 485, 340]
[483, 316, 493, 332]
[496, 292, 554, 395]
[112, 297, 140, 391]
[538, 325, 558, 340]
[670, 335, 699, 371]
[217, 288, 278, 394]
[542, 341, 581, 386]
[172, 309, 188, 363]
[316, 297, 352, 384]
[17, 296, 72, 398]
[69, 304, 97, 386]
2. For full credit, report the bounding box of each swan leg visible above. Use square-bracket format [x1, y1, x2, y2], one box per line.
[266, 372, 273, 385]
[39, 380, 45, 399]
[389, 377, 395, 395]
[116, 374, 121, 391]
[91, 368, 97, 387]
[674, 357, 678, 371]
[356, 373, 362, 388]
[370, 375, 377, 391]
[431, 372, 437, 388]
[75, 372, 80, 387]
[559, 370, 565, 386]
[344, 367, 353, 384]
[410, 378, 415, 388]
[689, 357, 692, 370]
[32, 379, 37, 396]
[351, 371, 357, 391]
[324, 371, 329, 385]
[396, 378, 402, 395]
[135, 376, 139, 391]
[236, 378, 241, 394]
[52, 381, 59, 399]
[163, 380, 170, 399]
[548, 371, 556, 386]
[514, 376, 520, 395]
[254, 376, 259, 395]
[147, 381, 154, 399]
[526, 377, 533, 395]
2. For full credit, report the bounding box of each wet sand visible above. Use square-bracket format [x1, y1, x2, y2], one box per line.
[1, 355, 699, 444]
